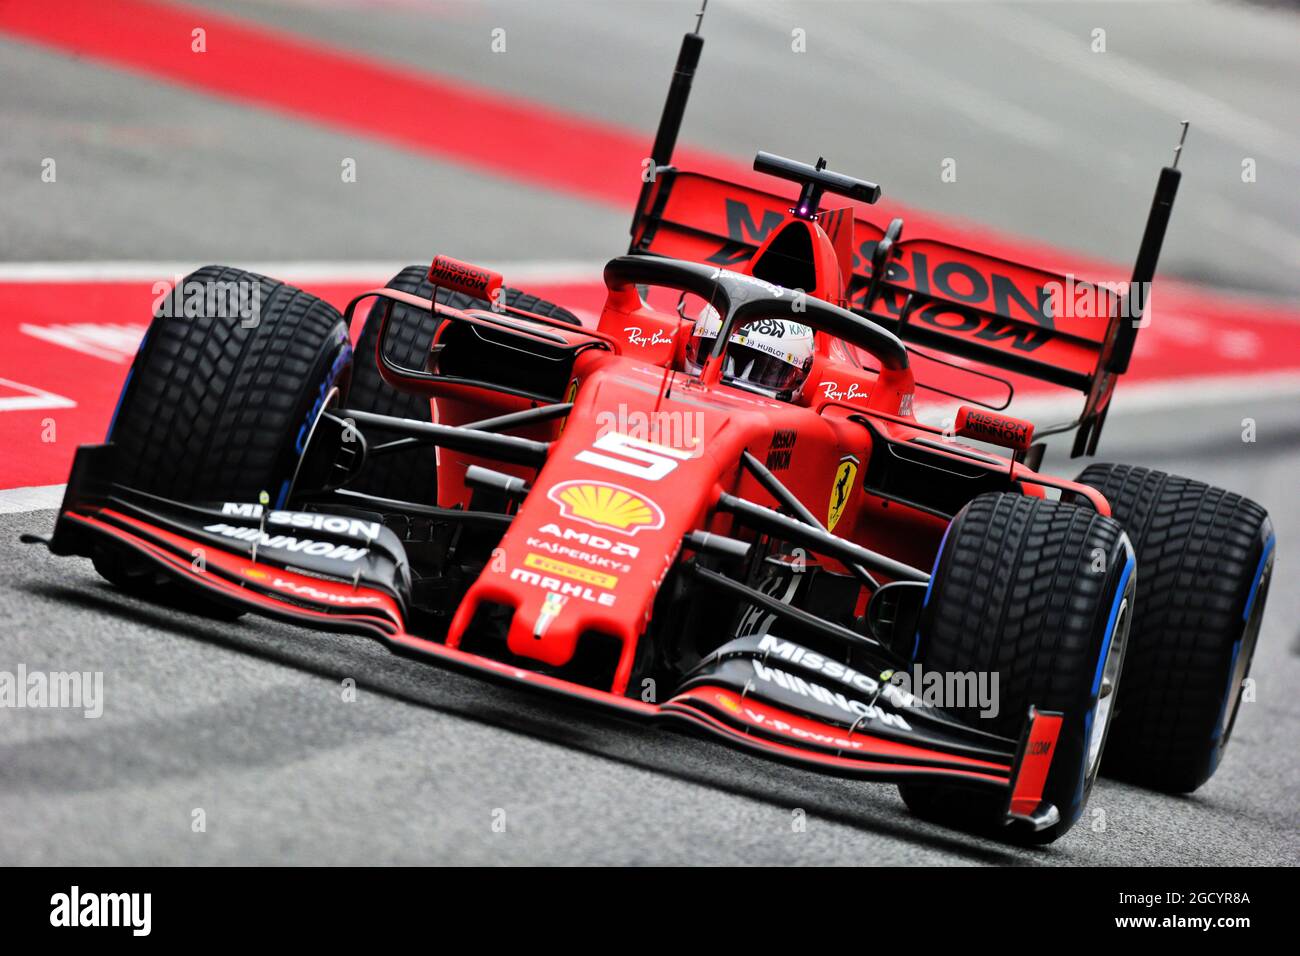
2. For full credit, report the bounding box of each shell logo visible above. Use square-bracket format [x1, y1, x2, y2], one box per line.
[547, 480, 665, 536]
[714, 693, 742, 715]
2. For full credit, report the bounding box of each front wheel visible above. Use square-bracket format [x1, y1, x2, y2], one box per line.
[97, 266, 353, 608]
[1076, 463, 1274, 792]
[898, 493, 1134, 844]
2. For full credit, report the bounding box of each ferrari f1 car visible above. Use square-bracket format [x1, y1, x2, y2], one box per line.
[38, 24, 1274, 844]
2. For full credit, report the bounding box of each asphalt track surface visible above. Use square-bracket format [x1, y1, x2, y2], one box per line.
[2, 397, 1298, 866]
[1, 0, 1297, 864]
[5, 0, 1299, 294]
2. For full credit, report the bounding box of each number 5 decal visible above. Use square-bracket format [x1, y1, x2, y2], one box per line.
[576, 432, 693, 481]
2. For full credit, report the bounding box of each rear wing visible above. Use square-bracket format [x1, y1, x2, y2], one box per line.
[628, 20, 1186, 456]
[633, 169, 1115, 393]
[633, 159, 1184, 455]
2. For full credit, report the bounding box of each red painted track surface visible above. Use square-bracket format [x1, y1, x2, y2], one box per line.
[2, 0, 1297, 492]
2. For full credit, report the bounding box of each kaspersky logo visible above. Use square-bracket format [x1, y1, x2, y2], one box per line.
[547, 480, 665, 536]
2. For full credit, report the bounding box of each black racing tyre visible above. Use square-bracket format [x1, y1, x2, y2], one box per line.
[97, 266, 353, 608]
[898, 493, 1135, 844]
[346, 264, 580, 501]
[1075, 463, 1274, 793]
[109, 265, 352, 501]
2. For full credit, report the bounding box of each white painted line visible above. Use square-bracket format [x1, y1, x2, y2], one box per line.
[19, 322, 146, 363]
[0, 378, 77, 412]
[0, 260, 605, 285]
[0, 484, 66, 514]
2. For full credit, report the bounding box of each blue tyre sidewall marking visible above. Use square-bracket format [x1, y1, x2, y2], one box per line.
[1073, 549, 1135, 815]
[1239, 534, 1275, 625]
[1208, 534, 1275, 770]
[912, 521, 953, 661]
[106, 327, 151, 440]
[279, 337, 352, 509]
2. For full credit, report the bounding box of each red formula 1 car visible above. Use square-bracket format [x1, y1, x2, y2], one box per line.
[39, 26, 1273, 844]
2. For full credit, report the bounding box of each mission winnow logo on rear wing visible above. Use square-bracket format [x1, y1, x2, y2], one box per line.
[636, 172, 1115, 391]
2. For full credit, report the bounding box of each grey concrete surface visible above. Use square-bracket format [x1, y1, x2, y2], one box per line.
[1, 397, 1296, 865]
[2, 1, 1298, 296]
[0, 35, 624, 263]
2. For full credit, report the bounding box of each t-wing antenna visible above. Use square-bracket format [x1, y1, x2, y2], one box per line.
[1108, 119, 1189, 376]
[629, 2, 707, 248]
[1069, 121, 1188, 457]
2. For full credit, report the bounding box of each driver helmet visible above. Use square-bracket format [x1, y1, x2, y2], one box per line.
[684, 306, 815, 400]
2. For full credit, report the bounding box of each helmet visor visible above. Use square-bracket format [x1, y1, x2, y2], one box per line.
[726, 344, 806, 394]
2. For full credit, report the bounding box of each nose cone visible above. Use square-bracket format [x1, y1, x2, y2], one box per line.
[446, 374, 727, 693]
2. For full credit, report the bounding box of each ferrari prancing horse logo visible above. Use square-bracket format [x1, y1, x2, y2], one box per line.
[827, 455, 859, 532]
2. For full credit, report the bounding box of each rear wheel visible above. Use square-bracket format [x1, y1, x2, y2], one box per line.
[98, 266, 353, 608]
[345, 264, 580, 501]
[898, 493, 1134, 843]
[1076, 463, 1274, 792]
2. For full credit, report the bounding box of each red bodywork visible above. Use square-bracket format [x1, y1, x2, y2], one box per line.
[370, 186, 1107, 696]
[49, 168, 1096, 817]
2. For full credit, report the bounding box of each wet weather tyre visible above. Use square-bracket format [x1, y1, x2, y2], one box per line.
[97, 266, 353, 607]
[345, 264, 580, 501]
[1075, 463, 1274, 793]
[898, 492, 1135, 844]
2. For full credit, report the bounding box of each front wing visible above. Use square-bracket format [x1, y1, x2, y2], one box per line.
[44, 446, 1064, 831]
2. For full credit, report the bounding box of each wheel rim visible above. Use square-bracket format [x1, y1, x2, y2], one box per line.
[1087, 592, 1131, 781]
[1220, 554, 1272, 742]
